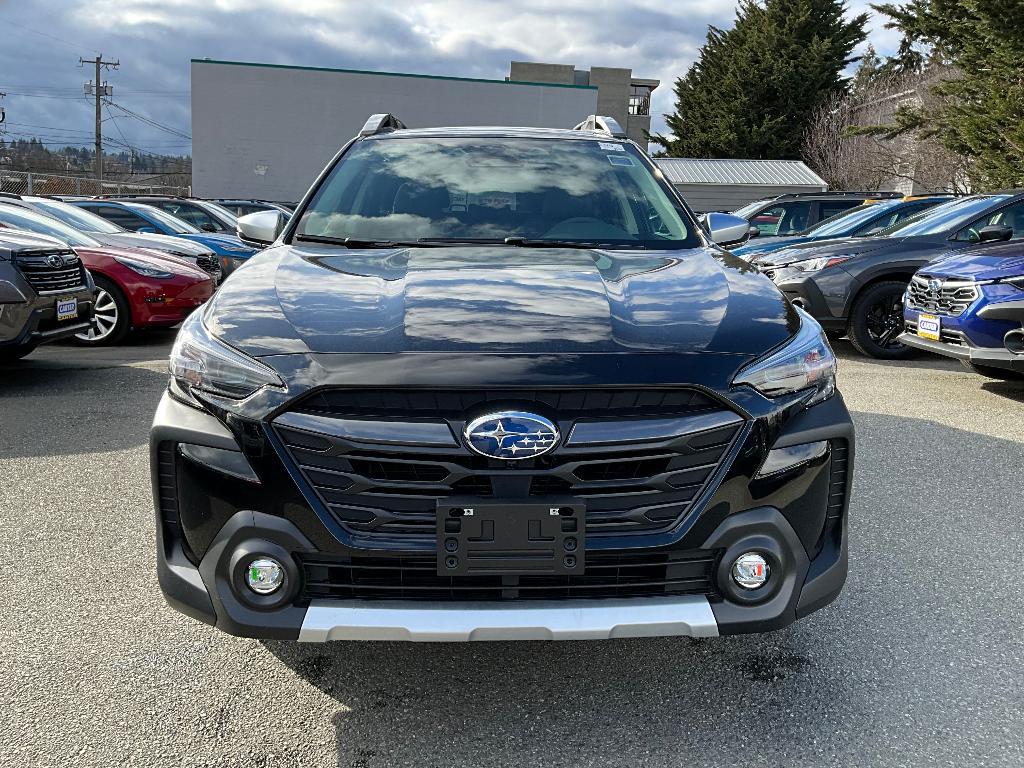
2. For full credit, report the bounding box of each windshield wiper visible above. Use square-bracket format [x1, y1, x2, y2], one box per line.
[294, 234, 442, 248]
[502, 237, 645, 250]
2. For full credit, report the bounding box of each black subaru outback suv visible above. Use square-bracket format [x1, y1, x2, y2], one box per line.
[151, 115, 854, 642]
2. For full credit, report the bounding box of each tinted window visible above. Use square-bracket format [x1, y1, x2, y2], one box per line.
[0, 204, 100, 247]
[808, 202, 892, 237]
[853, 201, 940, 236]
[30, 199, 124, 234]
[88, 205, 153, 232]
[818, 200, 860, 220]
[125, 204, 201, 234]
[297, 137, 699, 249]
[954, 201, 1024, 241]
[154, 202, 224, 231]
[882, 195, 1013, 236]
[754, 201, 811, 236]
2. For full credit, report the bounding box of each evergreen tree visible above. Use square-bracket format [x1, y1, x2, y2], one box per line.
[653, 0, 867, 159]
[872, 0, 1024, 188]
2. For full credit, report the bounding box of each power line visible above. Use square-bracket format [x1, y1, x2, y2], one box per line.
[105, 101, 191, 140]
[2, 18, 101, 56]
[80, 54, 120, 185]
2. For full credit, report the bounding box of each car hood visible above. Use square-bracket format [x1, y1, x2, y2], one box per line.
[205, 244, 798, 358]
[94, 231, 210, 257]
[756, 236, 895, 266]
[73, 244, 210, 279]
[920, 242, 1024, 281]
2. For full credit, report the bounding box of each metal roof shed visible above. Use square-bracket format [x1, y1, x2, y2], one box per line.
[653, 158, 827, 213]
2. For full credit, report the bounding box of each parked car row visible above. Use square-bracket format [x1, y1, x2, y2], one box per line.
[0, 193, 291, 356]
[730, 190, 1024, 378]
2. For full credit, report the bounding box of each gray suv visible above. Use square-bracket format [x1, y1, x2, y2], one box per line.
[0, 231, 96, 361]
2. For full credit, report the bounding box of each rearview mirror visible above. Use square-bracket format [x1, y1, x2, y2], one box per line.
[704, 212, 751, 247]
[978, 225, 1013, 243]
[237, 210, 285, 247]
[200, 223, 218, 233]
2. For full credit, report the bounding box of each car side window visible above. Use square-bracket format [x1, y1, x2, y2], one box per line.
[955, 201, 1024, 241]
[759, 201, 812, 236]
[158, 202, 220, 231]
[91, 206, 152, 231]
[819, 201, 858, 220]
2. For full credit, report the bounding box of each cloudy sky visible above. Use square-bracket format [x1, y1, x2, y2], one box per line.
[0, 0, 900, 157]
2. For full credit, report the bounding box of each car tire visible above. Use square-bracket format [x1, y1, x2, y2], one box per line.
[847, 280, 918, 360]
[0, 344, 36, 362]
[75, 275, 130, 346]
[960, 361, 1024, 381]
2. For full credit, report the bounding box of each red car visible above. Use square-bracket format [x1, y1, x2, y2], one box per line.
[0, 204, 213, 345]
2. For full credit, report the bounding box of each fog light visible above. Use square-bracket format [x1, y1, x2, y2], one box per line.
[731, 552, 769, 590]
[246, 557, 284, 594]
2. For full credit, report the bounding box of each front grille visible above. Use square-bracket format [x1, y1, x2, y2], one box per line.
[274, 389, 744, 540]
[299, 548, 723, 601]
[15, 249, 86, 293]
[194, 253, 222, 281]
[906, 276, 979, 317]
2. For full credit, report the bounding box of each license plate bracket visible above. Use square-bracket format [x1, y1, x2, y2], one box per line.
[437, 501, 585, 576]
[56, 297, 78, 322]
[917, 313, 941, 341]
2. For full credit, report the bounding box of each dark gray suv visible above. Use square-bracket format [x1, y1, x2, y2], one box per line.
[0, 231, 96, 361]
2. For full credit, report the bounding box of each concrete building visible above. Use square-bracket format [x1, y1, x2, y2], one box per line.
[653, 158, 828, 213]
[509, 62, 658, 144]
[191, 59, 599, 201]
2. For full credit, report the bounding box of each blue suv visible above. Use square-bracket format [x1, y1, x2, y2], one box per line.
[73, 200, 257, 275]
[900, 240, 1024, 379]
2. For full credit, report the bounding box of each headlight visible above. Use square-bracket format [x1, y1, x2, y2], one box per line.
[787, 255, 853, 272]
[733, 307, 836, 405]
[169, 310, 284, 400]
[114, 255, 174, 278]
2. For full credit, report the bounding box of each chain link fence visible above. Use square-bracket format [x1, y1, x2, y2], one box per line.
[0, 170, 190, 197]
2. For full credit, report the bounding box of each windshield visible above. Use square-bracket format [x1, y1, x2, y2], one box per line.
[0, 204, 101, 247]
[202, 201, 239, 225]
[807, 201, 899, 237]
[29, 198, 124, 234]
[878, 195, 1011, 237]
[733, 200, 773, 219]
[127, 203, 202, 234]
[296, 137, 700, 248]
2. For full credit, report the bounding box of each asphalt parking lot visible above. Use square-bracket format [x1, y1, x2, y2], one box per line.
[1, 334, 1022, 768]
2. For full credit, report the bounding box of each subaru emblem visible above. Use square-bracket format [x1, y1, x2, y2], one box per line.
[464, 411, 560, 461]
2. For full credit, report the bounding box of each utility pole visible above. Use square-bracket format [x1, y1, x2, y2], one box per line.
[80, 55, 118, 189]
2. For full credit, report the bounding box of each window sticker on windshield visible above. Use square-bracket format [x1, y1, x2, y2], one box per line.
[599, 142, 625, 151]
[608, 155, 635, 166]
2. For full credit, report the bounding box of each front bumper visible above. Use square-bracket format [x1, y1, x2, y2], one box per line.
[151, 389, 853, 642]
[0, 283, 95, 348]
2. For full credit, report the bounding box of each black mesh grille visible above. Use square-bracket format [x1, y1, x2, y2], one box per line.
[15, 249, 86, 293]
[274, 388, 743, 540]
[299, 548, 723, 601]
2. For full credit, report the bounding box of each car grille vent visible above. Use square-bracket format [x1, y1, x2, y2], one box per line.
[15, 249, 86, 293]
[826, 439, 850, 523]
[291, 387, 719, 420]
[299, 548, 723, 601]
[906, 276, 979, 317]
[274, 388, 744, 542]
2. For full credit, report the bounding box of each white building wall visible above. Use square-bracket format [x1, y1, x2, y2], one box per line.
[191, 60, 598, 201]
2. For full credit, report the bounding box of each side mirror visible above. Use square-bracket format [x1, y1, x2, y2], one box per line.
[237, 210, 285, 247]
[978, 225, 1013, 243]
[705, 212, 751, 247]
[747, 225, 760, 239]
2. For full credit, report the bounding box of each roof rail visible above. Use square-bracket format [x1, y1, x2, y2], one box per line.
[359, 113, 407, 137]
[572, 115, 627, 139]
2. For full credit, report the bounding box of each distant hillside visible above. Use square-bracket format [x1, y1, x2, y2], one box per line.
[0, 137, 190, 188]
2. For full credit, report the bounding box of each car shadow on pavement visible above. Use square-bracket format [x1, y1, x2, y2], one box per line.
[0, 358, 168, 458]
[980, 379, 1024, 403]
